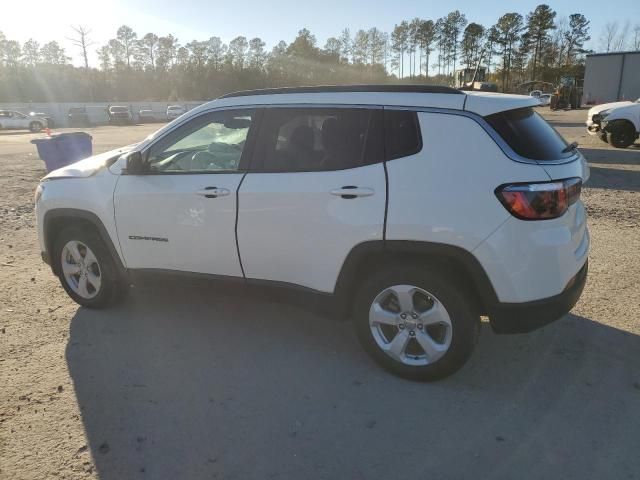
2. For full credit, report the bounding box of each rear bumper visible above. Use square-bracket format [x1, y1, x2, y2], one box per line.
[489, 260, 588, 334]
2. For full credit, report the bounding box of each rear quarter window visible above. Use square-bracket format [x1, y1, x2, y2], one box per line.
[484, 107, 571, 161]
[385, 110, 422, 160]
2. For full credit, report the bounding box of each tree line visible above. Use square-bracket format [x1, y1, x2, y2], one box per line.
[0, 5, 628, 103]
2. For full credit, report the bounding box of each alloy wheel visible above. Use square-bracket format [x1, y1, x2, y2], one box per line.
[60, 240, 102, 299]
[368, 284, 453, 366]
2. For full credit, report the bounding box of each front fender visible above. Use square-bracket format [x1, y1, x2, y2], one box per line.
[605, 105, 640, 132]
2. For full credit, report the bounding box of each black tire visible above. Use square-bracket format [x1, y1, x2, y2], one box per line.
[598, 130, 609, 144]
[29, 121, 43, 133]
[53, 226, 125, 308]
[606, 121, 636, 149]
[353, 263, 480, 381]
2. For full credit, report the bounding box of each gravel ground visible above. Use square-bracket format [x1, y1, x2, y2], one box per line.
[1, 110, 639, 480]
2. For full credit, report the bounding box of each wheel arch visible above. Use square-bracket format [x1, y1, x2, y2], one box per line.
[43, 208, 126, 277]
[334, 241, 499, 317]
[604, 117, 639, 135]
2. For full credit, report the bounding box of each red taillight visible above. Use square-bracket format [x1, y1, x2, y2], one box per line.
[496, 178, 582, 220]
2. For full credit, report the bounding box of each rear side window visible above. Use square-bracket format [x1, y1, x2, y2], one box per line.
[385, 110, 422, 160]
[252, 108, 383, 172]
[485, 107, 571, 161]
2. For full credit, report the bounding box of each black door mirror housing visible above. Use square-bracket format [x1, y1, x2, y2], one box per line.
[123, 151, 146, 175]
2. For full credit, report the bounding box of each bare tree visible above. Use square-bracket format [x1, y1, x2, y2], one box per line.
[633, 24, 640, 50]
[600, 22, 618, 52]
[613, 21, 630, 51]
[68, 25, 95, 69]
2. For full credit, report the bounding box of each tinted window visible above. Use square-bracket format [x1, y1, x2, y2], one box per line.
[147, 109, 254, 173]
[385, 110, 422, 160]
[253, 108, 383, 172]
[485, 107, 571, 161]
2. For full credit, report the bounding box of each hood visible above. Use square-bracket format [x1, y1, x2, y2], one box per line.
[588, 101, 634, 115]
[43, 144, 135, 180]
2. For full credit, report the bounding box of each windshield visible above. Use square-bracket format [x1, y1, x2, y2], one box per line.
[485, 107, 572, 161]
[110, 107, 128, 112]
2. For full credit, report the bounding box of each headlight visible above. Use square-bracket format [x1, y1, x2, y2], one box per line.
[599, 109, 611, 119]
[34, 183, 45, 204]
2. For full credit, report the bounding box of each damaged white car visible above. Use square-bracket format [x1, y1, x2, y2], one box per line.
[586, 98, 640, 148]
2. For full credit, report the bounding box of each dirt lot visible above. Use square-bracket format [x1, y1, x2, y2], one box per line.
[1, 110, 639, 480]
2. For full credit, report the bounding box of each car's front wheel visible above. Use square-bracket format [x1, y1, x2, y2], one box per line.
[353, 264, 480, 381]
[53, 227, 125, 308]
[29, 121, 43, 132]
[606, 121, 637, 148]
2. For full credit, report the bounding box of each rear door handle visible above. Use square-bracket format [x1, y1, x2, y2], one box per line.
[195, 187, 231, 198]
[330, 186, 375, 199]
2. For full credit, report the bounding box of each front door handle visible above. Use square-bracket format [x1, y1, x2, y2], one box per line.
[195, 187, 231, 198]
[330, 186, 375, 199]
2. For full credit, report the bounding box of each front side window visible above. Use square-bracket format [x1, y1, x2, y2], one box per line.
[252, 108, 383, 172]
[485, 107, 571, 161]
[147, 109, 255, 173]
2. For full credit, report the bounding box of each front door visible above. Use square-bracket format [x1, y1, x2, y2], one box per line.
[114, 108, 257, 277]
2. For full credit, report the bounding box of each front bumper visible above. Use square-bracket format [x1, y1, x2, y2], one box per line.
[587, 114, 601, 134]
[489, 260, 588, 334]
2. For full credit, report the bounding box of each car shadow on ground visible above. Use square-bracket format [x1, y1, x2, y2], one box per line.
[66, 280, 640, 480]
[0, 131, 39, 136]
[547, 121, 588, 128]
[586, 166, 640, 192]
[579, 147, 640, 192]
[580, 147, 640, 165]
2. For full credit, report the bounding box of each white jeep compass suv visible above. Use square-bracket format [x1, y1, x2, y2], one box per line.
[35, 85, 590, 381]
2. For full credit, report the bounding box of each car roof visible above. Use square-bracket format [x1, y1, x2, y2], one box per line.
[187, 85, 539, 118]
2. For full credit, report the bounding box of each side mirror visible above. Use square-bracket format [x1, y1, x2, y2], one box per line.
[123, 151, 147, 175]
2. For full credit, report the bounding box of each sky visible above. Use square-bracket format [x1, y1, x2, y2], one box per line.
[3, 0, 638, 66]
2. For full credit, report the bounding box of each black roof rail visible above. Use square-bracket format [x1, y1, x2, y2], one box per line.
[219, 84, 463, 99]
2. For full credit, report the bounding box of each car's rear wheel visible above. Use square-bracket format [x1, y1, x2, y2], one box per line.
[353, 264, 480, 381]
[607, 121, 636, 148]
[29, 121, 43, 132]
[53, 227, 124, 308]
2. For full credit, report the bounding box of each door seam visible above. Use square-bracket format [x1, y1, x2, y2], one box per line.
[235, 171, 248, 279]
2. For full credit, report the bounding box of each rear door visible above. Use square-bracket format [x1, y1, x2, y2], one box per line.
[14, 112, 30, 128]
[237, 106, 386, 293]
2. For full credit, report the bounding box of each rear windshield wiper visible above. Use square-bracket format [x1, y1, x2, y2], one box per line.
[562, 141, 578, 154]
